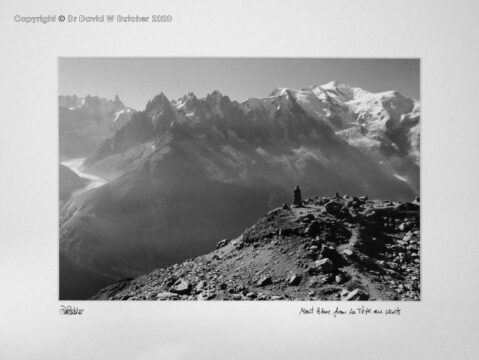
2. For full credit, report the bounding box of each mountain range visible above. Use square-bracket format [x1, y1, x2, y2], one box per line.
[59, 81, 420, 299]
[59, 94, 135, 158]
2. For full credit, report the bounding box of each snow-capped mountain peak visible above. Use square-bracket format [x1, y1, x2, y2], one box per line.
[269, 87, 290, 97]
[87, 82, 419, 192]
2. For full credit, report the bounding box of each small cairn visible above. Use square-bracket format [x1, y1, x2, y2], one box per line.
[293, 185, 302, 207]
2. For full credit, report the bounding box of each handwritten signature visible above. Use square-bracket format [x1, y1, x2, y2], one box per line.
[59, 305, 84, 315]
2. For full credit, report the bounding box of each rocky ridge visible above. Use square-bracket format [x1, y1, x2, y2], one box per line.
[91, 194, 420, 301]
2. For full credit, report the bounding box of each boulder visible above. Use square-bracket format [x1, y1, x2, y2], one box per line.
[342, 249, 354, 257]
[197, 291, 216, 301]
[231, 238, 244, 250]
[171, 279, 191, 295]
[287, 274, 302, 286]
[218, 282, 227, 290]
[257, 276, 272, 287]
[340, 288, 369, 301]
[320, 246, 344, 266]
[395, 202, 419, 212]
[257, 293, 267, 300]
[305, 220, 322, 237]
[398, 222, 412, 232]
[325, 200, 342, 215]
[300, 214, 315, 223]
[156, 292, 180, 300]
[196, 280, 206, 292]
[216, 238, 230, 249]
[308, 258, 335, 275]
[335, 273, 350, 284]
[308, 276, 322, 287]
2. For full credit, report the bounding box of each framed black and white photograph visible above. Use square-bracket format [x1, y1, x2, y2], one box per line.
[58, 58, 420, 302]
[1, 1, 478, 359]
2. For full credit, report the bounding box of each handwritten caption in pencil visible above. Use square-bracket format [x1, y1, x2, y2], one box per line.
[299, 306, 401, 317]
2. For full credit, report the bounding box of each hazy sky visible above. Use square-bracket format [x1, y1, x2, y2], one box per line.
[59, 58, 420, 110]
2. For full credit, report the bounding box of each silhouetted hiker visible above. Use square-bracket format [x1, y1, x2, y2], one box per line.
[293, 185, 302, 207]
[335, 192, 340, 199]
